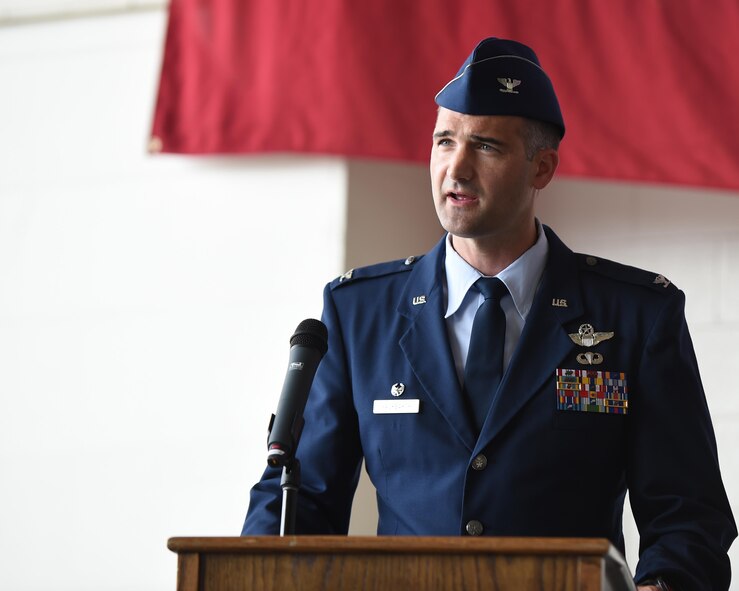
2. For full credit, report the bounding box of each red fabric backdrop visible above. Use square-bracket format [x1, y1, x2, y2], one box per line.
[151, 0, 739, 191]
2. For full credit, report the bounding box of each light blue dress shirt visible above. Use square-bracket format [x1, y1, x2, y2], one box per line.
[444, 220, 549, 385]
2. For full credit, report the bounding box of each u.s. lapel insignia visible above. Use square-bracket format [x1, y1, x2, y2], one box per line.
[412, 295, 427, 306]
[552, 298, 568, 307]
[390, 383, 405, 397]
[577, 352, 604, 366]
[569, 323, 614, 347]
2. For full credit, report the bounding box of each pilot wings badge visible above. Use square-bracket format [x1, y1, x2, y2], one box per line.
[498, 78, 521, 94]
[569, 323, 614, 347]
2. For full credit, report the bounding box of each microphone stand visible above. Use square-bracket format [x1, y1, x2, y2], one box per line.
[267, 414, 304, 536]
[279, 458, 300, 536]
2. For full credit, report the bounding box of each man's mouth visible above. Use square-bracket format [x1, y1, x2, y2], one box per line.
[446, 191, 477, 202]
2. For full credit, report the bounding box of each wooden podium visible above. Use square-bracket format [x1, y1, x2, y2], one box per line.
[168, 536, 636, 591]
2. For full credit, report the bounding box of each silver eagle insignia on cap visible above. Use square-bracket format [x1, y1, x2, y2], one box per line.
[497, 78, 521, 94]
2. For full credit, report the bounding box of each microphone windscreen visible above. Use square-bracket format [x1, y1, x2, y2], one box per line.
[289, 319, 328, 355]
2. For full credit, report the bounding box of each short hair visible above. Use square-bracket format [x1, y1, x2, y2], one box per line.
[520, 119, 561, 160]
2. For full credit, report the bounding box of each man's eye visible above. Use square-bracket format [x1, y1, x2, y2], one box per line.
[479, 143, 493, 151]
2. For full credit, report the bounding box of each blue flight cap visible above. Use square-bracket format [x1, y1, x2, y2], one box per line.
[435, 37, 565, 138]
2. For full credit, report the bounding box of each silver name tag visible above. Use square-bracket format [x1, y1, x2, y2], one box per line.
[373, 399, 420, 414]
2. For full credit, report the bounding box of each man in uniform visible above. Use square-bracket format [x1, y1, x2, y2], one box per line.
[242, 38, 736, 590]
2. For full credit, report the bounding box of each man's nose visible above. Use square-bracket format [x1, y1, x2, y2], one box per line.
[447, 146, 473, 182]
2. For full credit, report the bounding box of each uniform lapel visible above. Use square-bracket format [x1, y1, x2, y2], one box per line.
[476, 227, 584, 452]
[398, 237, 477, 453]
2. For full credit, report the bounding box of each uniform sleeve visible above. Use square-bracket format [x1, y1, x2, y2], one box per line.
[628, 289, 736, 590]
[241, 283, 364, 535]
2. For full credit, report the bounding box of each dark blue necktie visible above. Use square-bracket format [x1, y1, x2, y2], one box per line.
[463, 277, 508, 433]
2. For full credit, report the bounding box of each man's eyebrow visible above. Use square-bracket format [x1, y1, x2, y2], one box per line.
[470, 134, 505, 146]
[432, 130, 506, 146]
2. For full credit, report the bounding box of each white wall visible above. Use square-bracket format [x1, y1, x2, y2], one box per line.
[0, 0, 165, 22]
[0, 5, 736, 590]
[0, 9, 348, 591]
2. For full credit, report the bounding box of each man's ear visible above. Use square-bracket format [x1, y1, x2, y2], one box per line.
[532, 149, 559, 190]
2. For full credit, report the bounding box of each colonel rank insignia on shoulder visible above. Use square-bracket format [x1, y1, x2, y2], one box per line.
[577, 253, 677, 294]
[330, 254, 421, 290]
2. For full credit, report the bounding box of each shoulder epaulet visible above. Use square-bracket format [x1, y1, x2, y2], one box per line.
[577, 253, 678, 293]
[330, 254, 422, 289]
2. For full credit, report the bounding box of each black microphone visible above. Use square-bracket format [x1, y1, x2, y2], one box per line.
[266, 319, 328, 468]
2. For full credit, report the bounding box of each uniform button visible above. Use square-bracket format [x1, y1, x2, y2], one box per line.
[585, 256, 598, 266]
[471, 454, 487, 471]
[465, 520, 484, 536]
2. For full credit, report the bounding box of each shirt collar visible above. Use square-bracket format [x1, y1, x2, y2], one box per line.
[444, 220, 549, 319]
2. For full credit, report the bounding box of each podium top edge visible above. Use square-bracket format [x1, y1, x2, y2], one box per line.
[167, 535, 613, 556]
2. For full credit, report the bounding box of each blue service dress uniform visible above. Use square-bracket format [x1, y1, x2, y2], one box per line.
[242, 226, 736, 590]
